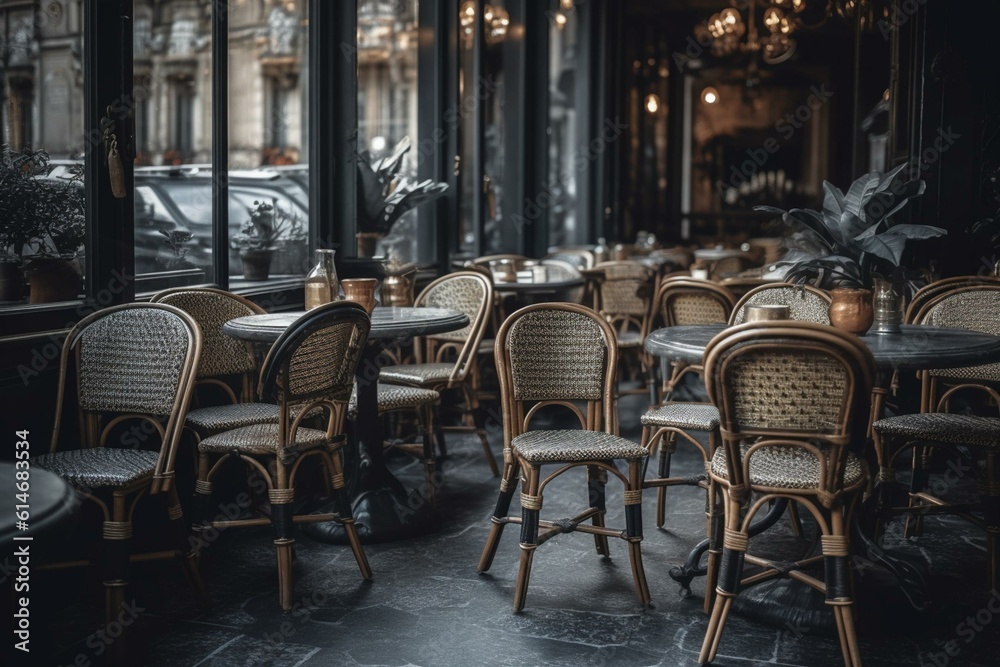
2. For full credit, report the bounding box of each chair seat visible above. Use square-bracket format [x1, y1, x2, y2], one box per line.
[348, 383, 440, 420]
[616, 331, 644, 349]
[186, 402, 280, 433]
[512, 430, 648, 463]
[710, 443, 866, 490]
[641, 403, 720, 431]
[873, 413, 1000, 449]
[198, 423, 329, 455]
[32, 449, 160, 488]
[380, 363, 454, 386]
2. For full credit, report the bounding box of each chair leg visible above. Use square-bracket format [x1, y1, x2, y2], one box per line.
[328, 451, 372, 582]
[703, 479, 724, 614]
[825, 510, 862, 667]
[787, 501, 805, 538]
[626, 460, 651, 606]
[477, 456, 520, 573]
[164, 485, 210, 607]
[419, 405, 438, 507]
[103, 491, 132, 666]
[656, 433, 677, 529]
[983, 452, 999, 592]
[904, 446, 932, 538]
[468, 388, 499, 477]
[514, 465, 542, 612]
[191, 453, 213, 556]
[699, 499, 746, 665]
[588, 465, 610, 557]
[269, 485, 296, 611]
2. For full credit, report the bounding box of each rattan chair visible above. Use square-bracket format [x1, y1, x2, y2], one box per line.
[477, 303, 651, 611]
[32, 303, 207, 662]
[873, 285, 1000, 591]
[904, 274, 1000, 324]
[149, 288, 279, 438]
[729, 283, 831, 325]
[652, 277, 736, 401]
[380, 270, 499, 475]
[591, 260, 658, 395]
[192, 301, 373, 610]
[699, 321, 875, 667]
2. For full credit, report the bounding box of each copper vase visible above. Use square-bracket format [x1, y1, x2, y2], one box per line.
[341, 278, 378, 314]
[828, 288, 874, 335]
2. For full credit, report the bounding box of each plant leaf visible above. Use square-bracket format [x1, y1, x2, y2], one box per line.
[856, 232, 908, 266]
[843, 172, 880, 220]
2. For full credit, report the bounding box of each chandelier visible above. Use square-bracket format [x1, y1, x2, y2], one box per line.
[696, 0, 806, 65]
[460, 1, 510, 48]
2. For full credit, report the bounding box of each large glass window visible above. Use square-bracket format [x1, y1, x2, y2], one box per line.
[482, 0, 506, 254]
[229, 0, 310, 284]
[0, 4, 86, 308]
[547, 1, 578, 248]
[357, 0, 420, 263]
[133, 0, 215, 293]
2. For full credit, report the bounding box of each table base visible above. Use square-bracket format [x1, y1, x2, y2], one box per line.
[300, 487, 436, 544]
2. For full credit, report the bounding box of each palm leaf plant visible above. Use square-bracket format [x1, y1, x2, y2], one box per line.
[759, 163, 946, 291]
[357, 137, 449, 236]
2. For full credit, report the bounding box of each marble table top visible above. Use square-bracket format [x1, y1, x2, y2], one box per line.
[645, 324, 1000, 372]
[223, 306, 470, 343]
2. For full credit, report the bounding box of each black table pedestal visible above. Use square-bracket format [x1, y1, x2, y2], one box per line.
[301, 343, 436, 544]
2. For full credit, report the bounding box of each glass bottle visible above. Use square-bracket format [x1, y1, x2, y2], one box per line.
[304, 249, 339, 310]
[594, 237, 609, 264]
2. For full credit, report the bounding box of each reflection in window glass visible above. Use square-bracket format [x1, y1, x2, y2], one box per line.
[229, 0, 310, 283]
[358, 0, 422, 264]
[483, 0, 506, 254]
[133, 1, 214, 290]
[548, 4, 578, 248]
[0, 4, 86, 307]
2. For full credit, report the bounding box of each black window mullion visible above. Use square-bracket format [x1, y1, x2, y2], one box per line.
[212, 1, 229, 288]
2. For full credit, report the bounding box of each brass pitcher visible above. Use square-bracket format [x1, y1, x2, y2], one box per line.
[380, 265, 417, 307]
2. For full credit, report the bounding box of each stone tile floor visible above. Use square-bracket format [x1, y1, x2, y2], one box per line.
[21, 384, 1000, 666]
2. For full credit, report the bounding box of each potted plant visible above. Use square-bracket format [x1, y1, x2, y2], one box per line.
[969, 166, 1000, 278]
[0, 145, 85, 303]
[356, 137, 448, 257]
[232, 199, 294, 281]
[759, 163, 946, 333]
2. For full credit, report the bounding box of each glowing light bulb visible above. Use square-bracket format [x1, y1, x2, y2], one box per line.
[764, 7, 784, 31]
[701, 87, 719, 104]
[644, 93, 660, 115]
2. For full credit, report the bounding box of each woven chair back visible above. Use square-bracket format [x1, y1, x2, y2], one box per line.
[415, 270, 493, 383]
[496, 303, 619, 438]
[730, 284, 831, 325]
[704, 321, 874, 445]
[594, 261, 656, 319]
[259, 301, 370, 408]
[919, 285, 1000, 384]
[654, 277, 736, 327]
[54, 303, 202, 491]
[151, 287, 265, 378]
[906, 275, 1000, 324]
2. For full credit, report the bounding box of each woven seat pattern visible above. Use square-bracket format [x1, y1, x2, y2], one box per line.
[641, 403, 720, 431]
[616, 331, 644, 348]
[153, 290, 258, 377]
[79, 308, 190, 416]
[726, 351, 848, 433]
[732, 286, 831, 325]
[873, 413, 1000, 448]
[601, 279, 651, 317]
[198, 423, 329, 455]
[379, 362, 454, 385]
[285, 324, 360, 401]
[418, 275, 487, 342]
[669, 295, 730, 325]
[512, 429, 648, 463]
[507, 309, 606, 401]
[33, 448, 160, 487]
[347, 383, 439, 419]
[923, 291, 1000, 383]
[186, 402, 280, 432]
[710, 443, 865, 489]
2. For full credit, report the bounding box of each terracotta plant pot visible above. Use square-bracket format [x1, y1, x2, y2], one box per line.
[828, 288, 874, 335]
[240, 249, 273, 281]
[24, 258, 83, 304]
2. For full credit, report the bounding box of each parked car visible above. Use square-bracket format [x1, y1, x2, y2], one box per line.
[134, 165, 311, 278]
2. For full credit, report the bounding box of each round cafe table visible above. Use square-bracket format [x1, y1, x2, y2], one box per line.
[644, 322, 1000, 620]
[223, 306, 470, 543]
